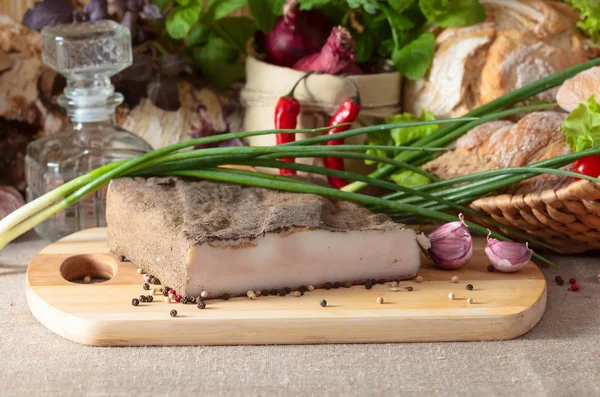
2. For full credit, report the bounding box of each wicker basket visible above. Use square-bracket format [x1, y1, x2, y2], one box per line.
[470, 180, 600, 254]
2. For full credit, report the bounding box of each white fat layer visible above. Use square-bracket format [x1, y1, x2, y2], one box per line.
[185, 228, 421, 296]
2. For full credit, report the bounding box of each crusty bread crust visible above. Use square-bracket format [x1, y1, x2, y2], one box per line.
[424, 111, 572, 194]
[557, 67, 600, 112]
[404, 0, 594, 118]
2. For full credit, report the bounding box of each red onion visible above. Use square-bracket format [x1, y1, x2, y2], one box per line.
[265, 0, 332, 68]
[293, 26, 361, 75]
[420, 214, 473, 270]
[0, 186, 25, 220]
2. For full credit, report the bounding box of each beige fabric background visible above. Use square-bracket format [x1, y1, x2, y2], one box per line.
[1, 231, 599, 397]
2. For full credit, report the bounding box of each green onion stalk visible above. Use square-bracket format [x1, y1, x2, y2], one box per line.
[342, 57, 600, 193]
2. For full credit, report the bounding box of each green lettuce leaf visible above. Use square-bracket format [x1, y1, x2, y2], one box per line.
[562, 95, 600, 152]
[389, 109, 437, 146]
[419, 0, 486, 27]
[389, 169, 432, 187]
[565, 0, 600, 44]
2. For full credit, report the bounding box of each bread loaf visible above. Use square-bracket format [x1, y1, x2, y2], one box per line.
[404, 0, 596, 118]
[424, 111, 573, 194]
[556, 66, 600, 112]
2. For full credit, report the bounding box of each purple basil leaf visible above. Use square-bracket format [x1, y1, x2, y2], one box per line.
[120, 11, 136, 33]
[72, 11, 89, 22]
[111, 0, 127, 14]
[119, 53, 154, 82]
[147, 76, 181, 111]
[83, 0, 109, 21]
[140, 4, 162, 20]
[22, 0, 74, 31]
[158, 54, 190, 77]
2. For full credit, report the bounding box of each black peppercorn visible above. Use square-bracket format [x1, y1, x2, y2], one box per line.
[487, 265, 494, 272]
[278, 290, 286, 297]
[555, 276, 564, 286]
[405, 286, 413, 291]
[148, 277, 155, 285]
[181, 297, 189, 304]
[153, 278, 161, 285]
[371, 279, 377, 285]
[325, 282, 332, 290]
[262, 289, 269, 296]
[284, 287, 291, 294]
[170, 309, 177, 317]
[131, 298, 139, 306]
[270, 289, 278, 296]
[298, 286, 307, 294]
[365, 281, 373, 290]
[197, 301, 206, 309]
[344, 282, 352, 288]
[333, 282, 340, 289]
[146, 295, 153, 302]
[163, 287, 170, 297]
[143, 283, 150, 291]
[466, 284, 473, 291]
[118, 255, 129, 262]
[377, 279, 385, 285]
[320, 299, 327, 307]
[221, 293, 230, 300]
[139, 295, 147, 302]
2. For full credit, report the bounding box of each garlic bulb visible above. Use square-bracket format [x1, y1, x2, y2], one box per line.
[485, 233, 533, 273]
[423, 214, 473, 270]
[0, 186, 24, 220]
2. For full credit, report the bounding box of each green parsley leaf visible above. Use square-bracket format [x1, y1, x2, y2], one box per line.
[204, 0, 248, 21]
[248, 0, 281, 31]
[419, 0, 486, 27]
[166, 3, 202, 39]
[185, 23, 210, 46]
[392, 31, 435, 80]
[193, 36, 245, 90]
[562, 95, 600, 152]
[387, 0, 417, 12]
[212, 16, 257, 55]
[298, 0, 330, 10]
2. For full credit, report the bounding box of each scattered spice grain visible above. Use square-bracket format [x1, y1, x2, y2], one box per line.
[333, 282, 340, 289]
[571, 283, 580, 292]
[467, 298, 474, 304]
[325, 282, 332, 290]
[146, 295, 153, 302]
[376, 297, 384, 304]
[390, 287, 401, 292]
[170, 310, 177, 317]
[448, 292, 455, 300]
[164, 296, 171, 303]
[344, 282, 352, 288]
[320, 300, 327, 307]
[466, 284, 473, 291]
[143, 283, 150, 291]
[197, 301, 206, 309]
[174, 294, 182, 302]
[555, 276, 564, 286]
[284, 287, 291, 294]
[83, 276, 91, 284]
[487, 265, 494, 272]
[139, 295, 147, 302]
[451, 275, 459, 283]
[307, 285, 315, 292]
[200, 290, 209, 299]
[391, 281, 399, 288]
[569, 277, 576, 285]
[416, 276, 423, 283]
[262, 289, 269, 296]
[405, 286, 413, 291]
[131, 298, 139, 306]
[136, 268, 143, 274]
[221, 293, 230, 300]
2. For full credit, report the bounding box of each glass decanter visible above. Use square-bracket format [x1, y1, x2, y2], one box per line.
[25, 20, 153, 241]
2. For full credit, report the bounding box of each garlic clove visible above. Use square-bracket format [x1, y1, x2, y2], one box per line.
[484, 233, 533, 273]
[422, 214, 473, 270]
[0, 186, 25, 220]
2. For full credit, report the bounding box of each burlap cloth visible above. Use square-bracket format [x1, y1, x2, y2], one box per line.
[1, 231, 599, 397]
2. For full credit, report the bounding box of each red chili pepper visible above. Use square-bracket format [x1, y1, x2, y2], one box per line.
[323, 81, 361, 189]
[274, 72, 313, 175]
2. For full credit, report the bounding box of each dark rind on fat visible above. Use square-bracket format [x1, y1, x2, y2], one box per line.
[106, 177, 408, 296]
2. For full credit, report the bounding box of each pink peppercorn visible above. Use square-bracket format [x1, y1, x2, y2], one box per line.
[174, 294, 182, 302]
[168, 289, 176, 296]
[571, 283, 580, 292]
[569, 278, 576, 285]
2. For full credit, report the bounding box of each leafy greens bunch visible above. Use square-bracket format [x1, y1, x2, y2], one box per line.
[293, 0, 486, 80]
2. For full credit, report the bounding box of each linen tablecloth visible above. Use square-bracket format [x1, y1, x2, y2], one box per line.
[1, 231, 599, 396]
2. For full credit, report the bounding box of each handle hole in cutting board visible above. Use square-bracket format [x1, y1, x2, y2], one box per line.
[60, 254, 117, 284]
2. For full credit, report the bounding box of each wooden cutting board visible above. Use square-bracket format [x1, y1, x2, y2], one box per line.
[26, 228, 546, 346]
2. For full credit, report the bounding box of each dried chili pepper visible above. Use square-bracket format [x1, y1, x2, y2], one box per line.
[323, 80, 361, 189]
[274, 72, 313, 175]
